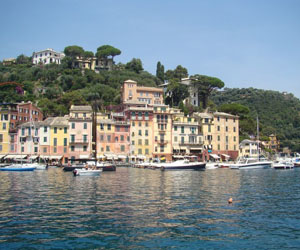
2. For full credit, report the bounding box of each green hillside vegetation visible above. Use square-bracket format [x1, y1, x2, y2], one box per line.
[0, 48, 161, 117]
[211, 88, 300, 151]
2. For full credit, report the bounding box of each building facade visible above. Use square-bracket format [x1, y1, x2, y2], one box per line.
[32, 48, 65, 65]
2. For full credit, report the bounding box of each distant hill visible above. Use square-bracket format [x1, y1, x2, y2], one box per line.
[211, 87, 300, 151]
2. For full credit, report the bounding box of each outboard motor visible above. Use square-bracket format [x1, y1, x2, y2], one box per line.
[73, 169, 78, 176]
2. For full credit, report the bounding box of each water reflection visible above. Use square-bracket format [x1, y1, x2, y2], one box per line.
[0, 168, 299, 249]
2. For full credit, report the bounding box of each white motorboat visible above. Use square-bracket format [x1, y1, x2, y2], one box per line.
[73, 168, 103, 176]
[272, 160, 294, 170]
[0, 164, 36, 171]
[159, 160, 206, 170]
[230, 158, 272, 170]
[205, 162, 219, 169]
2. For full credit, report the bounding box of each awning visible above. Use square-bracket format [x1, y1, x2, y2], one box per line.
[117, 155, 127, 159]
[104, 154, 118, 160]
[137, 155, 146, 159]
[5, 154, 27, 159]
[209, 154, 220, 159]
[173, 155, 184, 159]
[222, 154, 230, 158]
[40, 155, 62, 160]
[29, 155, 39, 160]
[97, 155, 105, 159]
[0, 154, 7, 159]
[79, 155, 89, 159]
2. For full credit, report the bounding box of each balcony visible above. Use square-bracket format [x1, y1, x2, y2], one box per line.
[157, 119, 168, 124]
[180, 141, 203, 146]
[69, 139, 89, 144]
[157, 140, 168, 145]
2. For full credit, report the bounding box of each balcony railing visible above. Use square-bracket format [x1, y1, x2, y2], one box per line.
[157, 140, 168, 145]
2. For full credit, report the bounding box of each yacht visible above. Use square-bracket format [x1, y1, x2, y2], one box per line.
[230, 157, 272, 170]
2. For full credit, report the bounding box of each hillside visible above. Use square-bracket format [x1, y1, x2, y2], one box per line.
[211, 88, 300, 151]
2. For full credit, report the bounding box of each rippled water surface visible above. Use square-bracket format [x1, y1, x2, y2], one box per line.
[0, 167, 300, 249]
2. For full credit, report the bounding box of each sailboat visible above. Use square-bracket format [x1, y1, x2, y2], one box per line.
[230, 117, 272, 170]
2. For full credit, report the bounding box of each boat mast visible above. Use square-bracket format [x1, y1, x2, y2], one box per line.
[257, 116, 259, 159]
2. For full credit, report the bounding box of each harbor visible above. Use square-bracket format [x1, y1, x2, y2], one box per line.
[0, 166, 299, 249]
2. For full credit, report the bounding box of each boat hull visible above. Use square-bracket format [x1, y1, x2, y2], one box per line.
[73, 169, 102, 176]
[0, 167, 36, 171]
[160, 162, 206, 170]
[63, 165, 116, 172]
[230, 162, 272, 169]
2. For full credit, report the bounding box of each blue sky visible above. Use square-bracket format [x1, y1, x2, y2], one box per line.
[1, 0, 300, 97]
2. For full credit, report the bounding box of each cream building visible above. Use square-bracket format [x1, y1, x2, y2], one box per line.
[172, 111, 203, 156]
[32, 48, 65, 65]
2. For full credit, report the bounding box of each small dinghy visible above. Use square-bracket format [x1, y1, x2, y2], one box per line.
[73, 168, 103, 176]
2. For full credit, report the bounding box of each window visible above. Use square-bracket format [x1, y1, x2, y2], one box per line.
[106, 146, 110, 152]
[145, 130, 148, 136]
[121, 145, 125, 152]
[54, 127, 57, 134]
[234, 127, 236, 132]
[218, 144, 220, 150]
[116, 126, 120, 132]
[138, 139, 142, 145]
[54, 147, 57, 153]
[132, 121, 135, 127]
[83, 135, 87, 143]
[174, 126, 177, 131]
[64, 138, 67, 146]
[100, 124, 104, 130]
[107, 124, 111, 130]
[234, 136, 236, 142]
[10, 145, 14, 151]
[115, 136, 118, 142]
[72, 123, 75, 129]
[44, 126, 47, 132]
[181, 126, 184, 133]
[145, 122, 148, 127]
[2, 123, 6, 130]
[218, 135, 220, 141]
[120, 135, 124, 141]
[43, 136, 47, 143]
[208, 125, 211, 133]
[138, 130, 142, 136]
[64, 147, 67, 153]
[145, 148, 149, 155]
[54, 138, 57, 146]
[71, 145, 75, 152]
[84, 123, 87, 129]
[132, 140, 135, 145]
[21, 146, 24, 153]
[43, 147, 47, 153]
[100, 135, 104, 141]
[138, 148, 142, 154]
[107, 135, 111, 142]
[226, 126, 228, 132]
[71, 135, 75, 143]
[217, 126, 220, 131]
[22, 128, 25, 136]
[174, 136, 177, 142]
[181, 137, 184, 144]
[160, 146, 164, 152]
[226, 136, 228, 143]
[64, 127, 67, 134]
[139, 122, 142, 127]
[145, 139, 149, 145]
[83, 146, 87, 151]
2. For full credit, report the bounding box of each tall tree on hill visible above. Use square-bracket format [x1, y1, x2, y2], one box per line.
[125, 58, 143, 74]
[191, 74, 224, 109]
[165, 79, 189, 107]
[64, 45, 85, 58]
[156, 61, 165, 82]
[96, 45, 121, 67]
[165, 65, 188, 81]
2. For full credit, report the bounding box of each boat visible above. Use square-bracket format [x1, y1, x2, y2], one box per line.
[272, 160, 294, 170]
[230, 158, 272, 170]
[205, 162, 219, 169]
[63, 159, 116, 172]
[159, 160, 206, 170]
[0, 164, 36, 171]
[73, 168, 103, 176]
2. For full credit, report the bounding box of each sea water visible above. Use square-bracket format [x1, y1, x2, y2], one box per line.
[0, 167, 299, 249]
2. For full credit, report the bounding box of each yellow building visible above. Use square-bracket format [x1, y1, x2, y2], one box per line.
[0, 112, 10, 154]
[264, 134, 280, 153]
[153, 105, 172, 162]
[172, 111, 203, 156]
[127, 106, 153, 160]
[50, 117, 69, 163]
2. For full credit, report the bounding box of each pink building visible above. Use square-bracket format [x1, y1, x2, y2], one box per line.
[68, 105, 93, 161]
